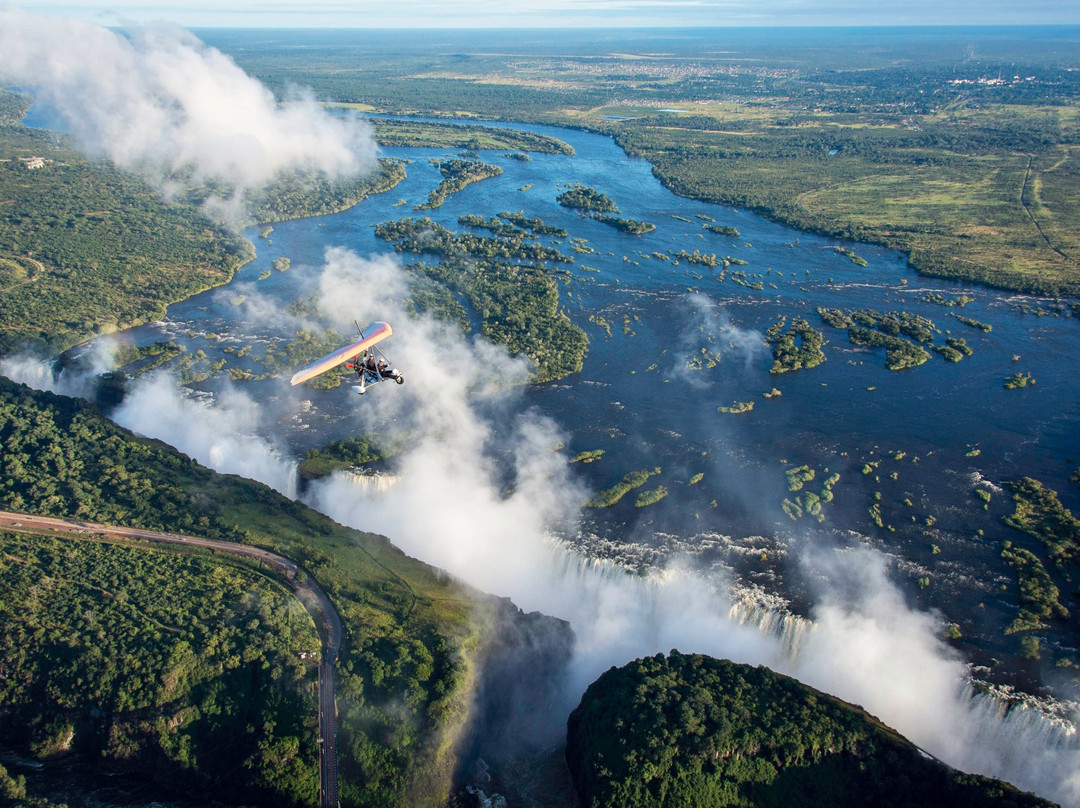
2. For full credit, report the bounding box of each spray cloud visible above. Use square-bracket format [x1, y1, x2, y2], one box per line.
[0, 8, 377, 216]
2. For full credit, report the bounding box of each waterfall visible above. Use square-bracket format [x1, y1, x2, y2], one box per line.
[728, 593, 816, 659]
[338, 467, 399, 494]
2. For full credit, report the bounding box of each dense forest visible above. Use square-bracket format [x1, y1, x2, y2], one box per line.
[566, 652, 1057, 808]
[374, 216, 588, 382]
[0, 531, 321, 806]
[0, 377, 502, 807]
[0, 124, 253, 354]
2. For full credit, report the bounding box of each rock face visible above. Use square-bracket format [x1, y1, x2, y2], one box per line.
[565, 652, 1057, 808]
[462, 598, 575, 770]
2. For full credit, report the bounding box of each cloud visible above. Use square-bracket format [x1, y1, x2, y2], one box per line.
[0, 338, 117, 399]
[0, 8, 377, 211]
[112, 373, 299, 497]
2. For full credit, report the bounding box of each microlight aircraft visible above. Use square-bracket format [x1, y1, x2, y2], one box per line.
[290, 321, 404, 395]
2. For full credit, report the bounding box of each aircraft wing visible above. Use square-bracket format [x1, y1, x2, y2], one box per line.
[290, 322, 393, 386]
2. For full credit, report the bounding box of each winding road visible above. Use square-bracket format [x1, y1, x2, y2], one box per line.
[0, 510, 342, 808]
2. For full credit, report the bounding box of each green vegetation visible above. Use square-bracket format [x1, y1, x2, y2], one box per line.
[635, 486, 669, 507]
[0, 377, 496, 807]
[368, 117, 572, 155]
[933, 336, 973, 363]
[585, 468, 660, 508]
[0, 126, 253, 354]
[952, 313, 993, 332]
[1001, 541, 1069, 635]
[375, 217, 587, 382]
[818, 308, 936, 370]
[717, 401, 754, 414]
[703, 224, 739, 237]
[833, 246, 869, 266]
[786, 465, 816, 491]
[411, 256, 587, 383]
[782, 467, 840, 523]
[1004, 477, 1080, 577]
[922, 292, 975, 307]
[240, 160, 406, 223]
[0, 531, 320, 806]
[565, 652, 1055, 808]
[1004, 371, 1036, 389]
[497, 210, 569, 237]
[847, 328, 932, 370]
[765, 316, 827, 374]
[298, 435, 384, 480]
[674, 249, 725, 268]
[414, 159, 502, 210]
[375, 216, 571, 264]
[557, 184, 619, 213]
[593, 214, 656, 235]
[459, 213, 534, 239]
[570, 449, 605, 464]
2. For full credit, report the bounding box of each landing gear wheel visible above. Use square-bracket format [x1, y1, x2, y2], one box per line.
[395, 375, 405, 385]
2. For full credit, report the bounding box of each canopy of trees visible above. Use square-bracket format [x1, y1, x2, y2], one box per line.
[566, 652, 1055, 808]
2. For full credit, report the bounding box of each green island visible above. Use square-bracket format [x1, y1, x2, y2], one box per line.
[765, 316, 827, 374]
[565, 652, 1054, 808]
[0, 377, 551, 808]
[817, 308, 937, 370]
[570, 449, 605, 464]
[557, 184, 619, 213]
[368, 117, 573, 155]
[458, 213, 537, 239]
[952, 313, 993, 332]
[239, 159, 407, 223]
[414, 158, 502, 210]
[833, 245, 869, 266]
[1001, 478, 1079, 663]
[933, 336, 974, 363]
[584, 468, 660, 508]
[373, 217, 587, 382]
[782, 465, 840, 523]
[634, 486, 668, 507]
[497, 210, 569, 237]
[1004, 477, 1080, 578]
[593, 214, 656, 236]
[718, 401, 754, 414]
[297, 434, 385, 480]
[703, 224, 740, 237]
[1001, 541, 1070, 636]
[375, 216, 571, 264]
[1004, 371, 1036, 389]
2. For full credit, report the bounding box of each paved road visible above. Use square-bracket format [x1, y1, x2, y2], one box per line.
[0, 510, 342, 808]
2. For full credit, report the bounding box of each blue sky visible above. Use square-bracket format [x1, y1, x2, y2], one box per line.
[19, 0, 1080, 28]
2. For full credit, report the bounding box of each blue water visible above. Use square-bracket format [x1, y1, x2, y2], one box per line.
[113, 118, 1080, 661]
